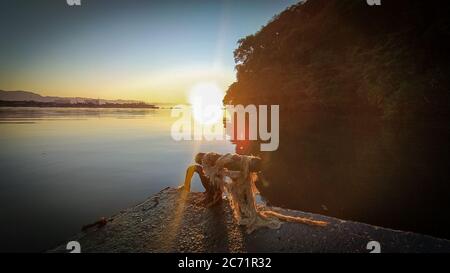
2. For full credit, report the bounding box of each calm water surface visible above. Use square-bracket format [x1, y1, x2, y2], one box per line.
[0, 107, 233, 252]
[1, 107, 450, 252]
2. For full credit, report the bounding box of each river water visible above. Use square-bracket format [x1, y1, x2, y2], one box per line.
[1, 107, 449, 252]
[0, 107, 233, 252]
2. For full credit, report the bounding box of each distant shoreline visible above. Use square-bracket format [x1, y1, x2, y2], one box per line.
[0, 100, 159, 109]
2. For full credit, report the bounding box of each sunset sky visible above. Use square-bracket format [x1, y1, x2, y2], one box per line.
[0, 0, 297, 103]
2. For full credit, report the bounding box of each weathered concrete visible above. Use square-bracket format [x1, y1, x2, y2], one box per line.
[50, 187, 450, 253]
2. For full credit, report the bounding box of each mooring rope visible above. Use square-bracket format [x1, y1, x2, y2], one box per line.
[184, 153, 327, 233]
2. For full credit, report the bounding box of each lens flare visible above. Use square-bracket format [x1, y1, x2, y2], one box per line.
[188, 82, 224, 125]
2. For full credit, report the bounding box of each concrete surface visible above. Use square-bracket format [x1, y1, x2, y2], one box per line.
[50, 187, 450, 253]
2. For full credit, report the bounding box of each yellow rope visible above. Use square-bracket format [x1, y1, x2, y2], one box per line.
[183, 165, 197, 192]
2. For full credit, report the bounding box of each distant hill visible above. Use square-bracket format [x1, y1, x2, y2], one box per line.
[0, 90, 144, 105]
[0, 90, 56, 102]
[224, 0, 450, 121]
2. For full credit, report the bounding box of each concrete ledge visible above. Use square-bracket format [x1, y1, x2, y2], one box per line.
[50, 187, 450, 253]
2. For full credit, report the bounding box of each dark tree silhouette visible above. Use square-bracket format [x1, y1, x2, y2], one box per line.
[224, 0, 450, 121]
[223, 0, 450, 240]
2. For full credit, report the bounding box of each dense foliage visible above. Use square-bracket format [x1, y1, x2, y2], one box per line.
[224, 0, 450, 120]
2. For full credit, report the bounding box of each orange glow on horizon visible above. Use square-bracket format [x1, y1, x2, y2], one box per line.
[2, 66, 235, 104]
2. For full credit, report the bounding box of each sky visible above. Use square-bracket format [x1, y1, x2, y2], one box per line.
[0, 0, 298, 103]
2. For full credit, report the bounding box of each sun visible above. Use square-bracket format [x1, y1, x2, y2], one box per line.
[188, 82, 224, 125]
